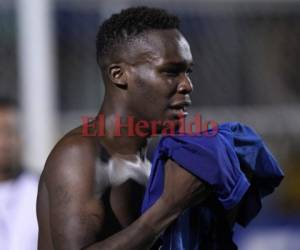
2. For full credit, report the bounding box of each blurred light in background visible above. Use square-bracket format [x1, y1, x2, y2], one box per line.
[0, 0, 299, 249]
[17, 0, 58, 174]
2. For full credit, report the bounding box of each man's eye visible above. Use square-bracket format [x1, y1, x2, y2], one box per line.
[164, 70, 180, 77]
[186, 68, 193, 76]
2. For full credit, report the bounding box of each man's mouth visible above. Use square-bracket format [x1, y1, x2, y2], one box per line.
[168, 101, 191, 117]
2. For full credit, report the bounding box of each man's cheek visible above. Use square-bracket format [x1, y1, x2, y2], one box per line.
[143, 92, 158, 106]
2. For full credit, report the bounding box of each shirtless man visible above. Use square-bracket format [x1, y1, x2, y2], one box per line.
[37, 7, 208, 250]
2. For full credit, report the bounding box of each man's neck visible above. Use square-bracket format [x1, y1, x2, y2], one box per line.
[96, 103, 149, 157]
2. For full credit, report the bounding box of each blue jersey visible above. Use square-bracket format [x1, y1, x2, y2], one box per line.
[142, 122, 284, 250]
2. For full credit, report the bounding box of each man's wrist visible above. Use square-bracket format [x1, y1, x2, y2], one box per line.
[141, 198, 182, 235]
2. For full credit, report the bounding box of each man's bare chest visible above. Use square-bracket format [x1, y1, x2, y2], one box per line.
[95, 154, 151, 197]
[95, 154, 151, 228]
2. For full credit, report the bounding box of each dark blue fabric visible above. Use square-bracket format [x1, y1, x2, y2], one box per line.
[142, 122, 284, 250]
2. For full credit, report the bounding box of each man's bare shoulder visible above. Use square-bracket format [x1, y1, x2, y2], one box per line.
[40, 126, 107, 188]
[37, 127, 109, 249]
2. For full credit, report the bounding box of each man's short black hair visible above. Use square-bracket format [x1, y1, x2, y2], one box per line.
[96, 6, 180, 68]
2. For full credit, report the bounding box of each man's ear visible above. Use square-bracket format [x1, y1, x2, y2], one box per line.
[107, 63, 128, 89]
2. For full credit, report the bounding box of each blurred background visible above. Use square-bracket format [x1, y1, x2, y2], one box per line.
[0, 0, 299, 249]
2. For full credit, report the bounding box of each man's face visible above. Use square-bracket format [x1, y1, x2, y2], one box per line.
[123, 29, 193, 128]
[0, 107, 20, 171]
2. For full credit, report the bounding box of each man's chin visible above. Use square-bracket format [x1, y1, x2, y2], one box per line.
[153, 117, 182, 136]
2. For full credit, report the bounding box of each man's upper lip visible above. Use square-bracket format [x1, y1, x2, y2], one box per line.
[169, 100, 192, 109]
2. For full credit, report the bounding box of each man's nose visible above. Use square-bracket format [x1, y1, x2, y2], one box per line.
[177, 76, 193, 94]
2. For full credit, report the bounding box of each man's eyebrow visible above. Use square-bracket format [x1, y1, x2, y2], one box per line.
[161, 61, 194, 68]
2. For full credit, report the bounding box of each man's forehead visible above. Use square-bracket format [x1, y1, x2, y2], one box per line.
[125, 29, 193, 65]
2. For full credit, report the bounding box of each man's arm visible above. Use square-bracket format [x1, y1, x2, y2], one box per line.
[43, 138, 106, 249]
[42, 137, 208, 250]
[85, 160, 209, 250]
